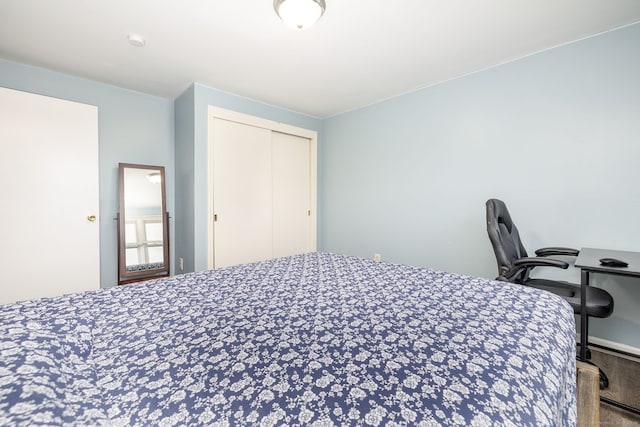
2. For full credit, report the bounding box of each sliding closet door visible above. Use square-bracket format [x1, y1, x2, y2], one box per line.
[211, 118, 273, 268]
[207, 106, 317, 270]
[0, 87, 99, 304]
[272, 131, 312, 258]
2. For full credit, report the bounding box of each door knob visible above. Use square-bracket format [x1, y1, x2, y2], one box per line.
[87, 214, 97, 222]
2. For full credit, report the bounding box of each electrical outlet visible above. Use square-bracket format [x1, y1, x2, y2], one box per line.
[179, 257, 184, 271]
[374, 253, 381, 262]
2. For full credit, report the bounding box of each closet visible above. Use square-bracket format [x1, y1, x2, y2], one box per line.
[207, 107, 317, 269]
[0, 87, 100, 304]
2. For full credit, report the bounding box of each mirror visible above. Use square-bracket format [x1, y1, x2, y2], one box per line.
[118, 163, 169, 284]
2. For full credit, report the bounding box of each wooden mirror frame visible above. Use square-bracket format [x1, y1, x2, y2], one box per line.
[117, 163, 169, 284]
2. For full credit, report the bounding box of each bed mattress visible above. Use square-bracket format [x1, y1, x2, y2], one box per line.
[0, 252, 576, 426]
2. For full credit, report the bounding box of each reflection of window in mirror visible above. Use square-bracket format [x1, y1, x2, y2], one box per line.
[145, 222, 164, 263]
[125, 217, 164, 266]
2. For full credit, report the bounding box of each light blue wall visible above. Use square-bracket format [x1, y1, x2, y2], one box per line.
[174, 86, 195, 273]
[174, 83, 322, 273]
[0, 59, 175, 288]
[2, 22, 638, 348]
[321, 23, 640, 348]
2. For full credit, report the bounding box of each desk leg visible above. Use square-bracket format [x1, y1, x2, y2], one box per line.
[580, 270, 589, 361]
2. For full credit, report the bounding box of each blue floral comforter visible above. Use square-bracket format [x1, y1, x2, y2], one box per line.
[0, 252, 576, 426]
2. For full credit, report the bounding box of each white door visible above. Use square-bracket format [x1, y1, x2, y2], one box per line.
[272, 131, 312, 258]
[212, 118, 273, 268]
[207, 107, 317, 270]
[0, 87, 100, 304]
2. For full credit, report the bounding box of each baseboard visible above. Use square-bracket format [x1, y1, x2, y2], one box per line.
[586, 336, 640, 362]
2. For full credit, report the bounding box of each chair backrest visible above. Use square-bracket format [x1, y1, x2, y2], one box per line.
[486, 199, 529, 282]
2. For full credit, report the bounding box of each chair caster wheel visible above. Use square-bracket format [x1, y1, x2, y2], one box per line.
[578, 358, 609, 390]
[599, 369, 609, 390]
[576, 345, 592, 360]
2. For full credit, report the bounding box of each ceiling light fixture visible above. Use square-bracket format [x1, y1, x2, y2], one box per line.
[274, 0, 326, 30]
[146, 172, 161, 184]
[127, 33, 146, 47]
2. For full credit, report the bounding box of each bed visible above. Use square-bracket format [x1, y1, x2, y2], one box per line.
[0, 252, 576, 426]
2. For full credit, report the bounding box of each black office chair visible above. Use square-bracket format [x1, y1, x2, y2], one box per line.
[485, 199, 614, 387]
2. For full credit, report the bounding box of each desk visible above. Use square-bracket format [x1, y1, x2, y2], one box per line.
[574, 247, 640, 415]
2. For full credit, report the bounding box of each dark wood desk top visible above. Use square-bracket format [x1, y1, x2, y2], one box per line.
[575, 247, 640, 278]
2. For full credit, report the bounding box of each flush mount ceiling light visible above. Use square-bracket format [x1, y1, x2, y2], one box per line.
[127, 33, 146, 47]
[146, 172, 161, 184]
[274, 0, 326, 30]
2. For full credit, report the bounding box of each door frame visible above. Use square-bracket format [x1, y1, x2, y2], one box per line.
[206, 106, 317, 269]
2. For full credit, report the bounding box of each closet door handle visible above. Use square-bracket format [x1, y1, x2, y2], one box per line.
[87, 214, 97, 222]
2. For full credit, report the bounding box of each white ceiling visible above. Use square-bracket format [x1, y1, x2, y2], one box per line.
[1, 0, 639, 118]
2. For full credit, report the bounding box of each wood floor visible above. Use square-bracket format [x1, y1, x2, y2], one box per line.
[590, 349, 640, 426]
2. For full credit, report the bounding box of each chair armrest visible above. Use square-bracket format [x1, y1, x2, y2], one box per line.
[497, 257, 569, 282]
[513, 257, 570, 269]
[497, 266, 528, 282]
[535, 247, 579, 257]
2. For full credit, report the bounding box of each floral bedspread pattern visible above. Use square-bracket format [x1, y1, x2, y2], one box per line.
[0, 252, 576, 426]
